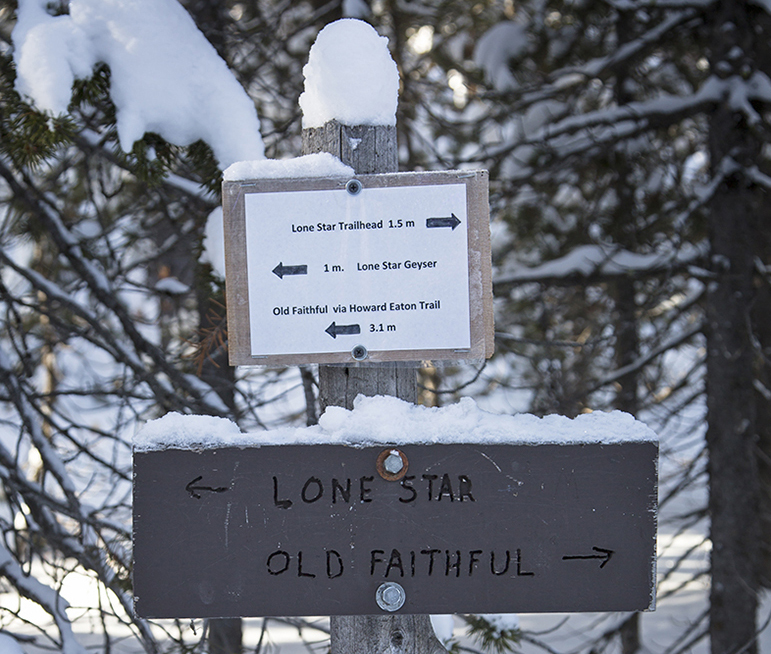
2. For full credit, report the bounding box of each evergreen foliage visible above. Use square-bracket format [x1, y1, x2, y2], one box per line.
[460, 615, 522, 654]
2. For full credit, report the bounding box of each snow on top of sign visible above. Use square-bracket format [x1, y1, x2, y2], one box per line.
[223, 152, 354, 181]
[136, 413, 243, 452]
[12, 0, 264, 169]
[134, 395, 657, 452]
[299, 19, 399, 128]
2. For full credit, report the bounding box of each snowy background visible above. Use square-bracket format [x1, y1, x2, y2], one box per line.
[1, 0, 767, 653]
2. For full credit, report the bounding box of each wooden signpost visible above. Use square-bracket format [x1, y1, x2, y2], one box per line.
[133, 120, 658, 654]
[306, 121, 444, 654]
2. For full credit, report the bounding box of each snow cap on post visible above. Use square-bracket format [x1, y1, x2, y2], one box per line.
[299, 19, 399, 128]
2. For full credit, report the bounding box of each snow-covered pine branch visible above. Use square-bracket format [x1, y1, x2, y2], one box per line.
[494, 242, 706, 290]
[0, 542, 88, 654]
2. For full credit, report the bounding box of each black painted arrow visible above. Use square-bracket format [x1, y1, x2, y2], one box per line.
[562, 546, 615, 568]
[426, 213, 461, 230]
[186, 475, 229, 500]
[272, 262, 308, 279]
[325, 322, 361, 339]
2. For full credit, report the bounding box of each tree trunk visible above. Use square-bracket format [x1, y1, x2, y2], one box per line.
[746, 2, 771, 594]
[614, 277, 641, 654]
[303, 120, 443, 654]
[706, 3, 764, 652]
[753, 226, 771, 589]
[706, 170, 760, 654]
[613, 12, 642, 649]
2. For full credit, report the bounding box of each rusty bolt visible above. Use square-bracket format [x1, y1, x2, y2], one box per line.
[376, 448, 408, 481]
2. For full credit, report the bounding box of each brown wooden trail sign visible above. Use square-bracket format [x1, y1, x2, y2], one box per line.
[133, 440, 657, 618]
[222, 170, 493, 366]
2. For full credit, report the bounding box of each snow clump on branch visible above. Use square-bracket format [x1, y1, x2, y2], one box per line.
[12, 0, 264, 169]
[473, 21, 529, 91]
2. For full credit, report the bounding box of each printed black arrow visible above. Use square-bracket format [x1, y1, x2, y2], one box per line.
[186, 475, 229, 500]
[325, 322, 361, 339]
[426, 213, 461, 230]
[562, 546, 615, 568]
[272, 262, 308, 279]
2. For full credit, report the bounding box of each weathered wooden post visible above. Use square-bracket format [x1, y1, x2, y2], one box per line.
[302, 121, 417, 409]
[302, 121, 447, 654]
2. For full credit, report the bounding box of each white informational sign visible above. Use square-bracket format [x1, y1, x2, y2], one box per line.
[222, 171, 492, 365]
[244, 184, 469, 357]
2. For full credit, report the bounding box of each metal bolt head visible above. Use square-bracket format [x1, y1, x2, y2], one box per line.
[384, 451, 404, 474]
[346, 179, 362, 195]
[376, 582, 406, 612]
[376, 448, 408, 481]
[351, 345, 368, 361]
